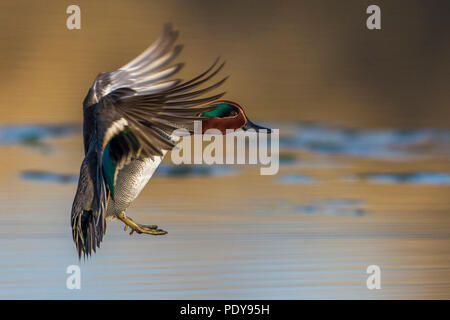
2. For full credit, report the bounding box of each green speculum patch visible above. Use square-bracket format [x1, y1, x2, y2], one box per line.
[201, 103, 237, 118]
[102, 128, 139, 197]
[102, 141, 116, 197]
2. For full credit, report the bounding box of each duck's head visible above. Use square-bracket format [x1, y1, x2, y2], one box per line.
[200, 100, 271, 134]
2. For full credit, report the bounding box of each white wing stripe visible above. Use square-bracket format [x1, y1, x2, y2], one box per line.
[103, 118, 129, 148]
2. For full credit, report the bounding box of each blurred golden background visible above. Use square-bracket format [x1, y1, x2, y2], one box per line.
[0, 0, 448, 127]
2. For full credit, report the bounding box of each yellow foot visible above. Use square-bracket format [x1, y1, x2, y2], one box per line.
[118, 212, 168, 236]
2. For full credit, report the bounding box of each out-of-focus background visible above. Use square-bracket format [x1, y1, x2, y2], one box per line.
[0, 0, 449, 299]
[1, 0, 449, 127]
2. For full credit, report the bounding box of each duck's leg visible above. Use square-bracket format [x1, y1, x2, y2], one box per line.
[117, 212, 167, 235]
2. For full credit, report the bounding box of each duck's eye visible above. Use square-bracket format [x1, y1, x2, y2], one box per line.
[228, 110, 238, 117]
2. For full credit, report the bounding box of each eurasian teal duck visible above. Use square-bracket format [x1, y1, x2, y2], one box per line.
[71, 24, 270, 258]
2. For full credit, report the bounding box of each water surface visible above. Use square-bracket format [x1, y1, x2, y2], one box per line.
[0, 122, 449, 299]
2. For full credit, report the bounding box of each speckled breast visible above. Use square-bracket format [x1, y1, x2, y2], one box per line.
[106, 155, 165, 217]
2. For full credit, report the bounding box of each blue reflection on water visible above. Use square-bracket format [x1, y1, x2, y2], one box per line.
[294, 199, 366, 216]
[360, 172, 450, 185]
[20, 171, 78, 184]
[19, 164, 237, 184]
[279, 122, 450, 159]
[278, 174, 314, 184]
[0, 124, 79, 145]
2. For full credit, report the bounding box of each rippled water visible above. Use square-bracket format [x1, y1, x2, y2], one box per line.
[0, 122, 449, 299]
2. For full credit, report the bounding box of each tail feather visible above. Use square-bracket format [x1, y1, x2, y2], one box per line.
[71, 153, 107, 259]
[72, 209, 106, 259]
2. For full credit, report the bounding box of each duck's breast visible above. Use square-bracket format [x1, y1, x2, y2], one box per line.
[106, 155, 165, 217]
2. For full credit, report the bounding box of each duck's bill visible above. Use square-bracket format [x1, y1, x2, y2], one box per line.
[243, 119, 272, 133]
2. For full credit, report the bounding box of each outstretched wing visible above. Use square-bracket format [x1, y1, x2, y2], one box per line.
[94, 60, 226, 197]
[92, 24, 184, 102]
[83, 23, 187, 154]
[86, 27, 227, 252]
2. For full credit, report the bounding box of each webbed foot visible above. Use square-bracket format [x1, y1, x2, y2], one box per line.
[118, 212, 167, 236]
